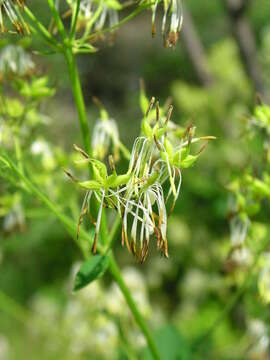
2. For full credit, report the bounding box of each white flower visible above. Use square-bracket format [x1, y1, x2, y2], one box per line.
[152, 0, 183, 47]
[3, 201, 24, 233]
[67, 0, 119, 32]
[31, 139, 55, 171]
[230, 215, 249, 247]
[248, 319, 270, 358]
[92, 118, 120, 160]
[0, 45, 34, 79]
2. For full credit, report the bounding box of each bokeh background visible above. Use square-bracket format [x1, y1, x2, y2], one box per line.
[1, 0, 270, 359]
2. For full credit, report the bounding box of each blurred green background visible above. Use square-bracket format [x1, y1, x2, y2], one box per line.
[1, 0, 270, 359]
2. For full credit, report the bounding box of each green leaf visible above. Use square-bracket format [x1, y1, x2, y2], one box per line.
[143, 325, 191, 360]
[73, 255, 109, 291]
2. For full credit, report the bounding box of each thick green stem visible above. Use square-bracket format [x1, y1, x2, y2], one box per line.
[64, 48, 92, 154]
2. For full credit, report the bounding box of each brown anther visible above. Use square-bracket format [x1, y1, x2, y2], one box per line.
[152, 23, 156, 38]
[63, 169, 78, 183]
[197, 141, 209, 156]
[77, 202, 88, 240]
[154, 135, 162, 150]
[167, 31, 178, 47]
[131, 239, 137, 256]
[141, 239, 149, 263]
[91, 233, 98, 254]
[109, 155, 115, 173]
[146, 97, 155, 117]
[162, 240, 169, 258]
[92, 96, 104, 109]
[156, 101, 160, 123]
[165, 105, 173, 124]
[73, 144, 90, 159]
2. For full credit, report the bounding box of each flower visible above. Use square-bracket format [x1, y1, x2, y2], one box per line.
[152, 0, 183, 47]
[67, 0, 120, 33]
[0, 0, 29, 34]
[0, 45, 34, 80]
[229, 214, 249, 247]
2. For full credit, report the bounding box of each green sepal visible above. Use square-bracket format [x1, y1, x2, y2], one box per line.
[106, 172, 132, 188]
[78, 180, 101, 190]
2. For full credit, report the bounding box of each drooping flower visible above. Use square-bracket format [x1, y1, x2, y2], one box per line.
[152, 0, 183, 47]
[0, 0, 29, 34]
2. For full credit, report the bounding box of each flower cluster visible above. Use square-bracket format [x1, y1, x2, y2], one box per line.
[0, 0, 29, 34]
[151, 0, 183, 47]
[66, 95, 214, 261]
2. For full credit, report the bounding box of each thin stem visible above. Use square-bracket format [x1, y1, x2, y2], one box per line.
[109, 255, 161, 360]
[14, 134, 24, 175]
[24, 6, 60, 50]
[47, 0, 67, 41]
[70, 0, 81, 40]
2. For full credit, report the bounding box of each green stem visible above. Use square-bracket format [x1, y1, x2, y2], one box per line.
[63, 47, 108, 242]
[24, 6, 60, 50]
[64, 48, 91, 154]
[70, 0, 81, 40]
[109, 255, 161, 360]
[14, 134, 24, 175]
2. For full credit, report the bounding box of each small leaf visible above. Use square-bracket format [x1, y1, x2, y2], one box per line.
[74, 255, 109, 291]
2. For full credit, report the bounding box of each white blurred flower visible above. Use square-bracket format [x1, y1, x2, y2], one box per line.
[0, 335, 9, 360]
[230, 247, 252, 268]
[30, 294, 59, 322]
[3, 202, 24, 233]
[106, 267, 151, 318]
[0, 45, 33, 78]
[92, 118, 120, 161]
[248, 319, 270, 359]
[31, 139, 56, 171]
[67, 0, 119, 32]
[230, 215, 249, 247]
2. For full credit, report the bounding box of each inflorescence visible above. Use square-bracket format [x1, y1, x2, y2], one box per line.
[66, 95, 214, 262]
